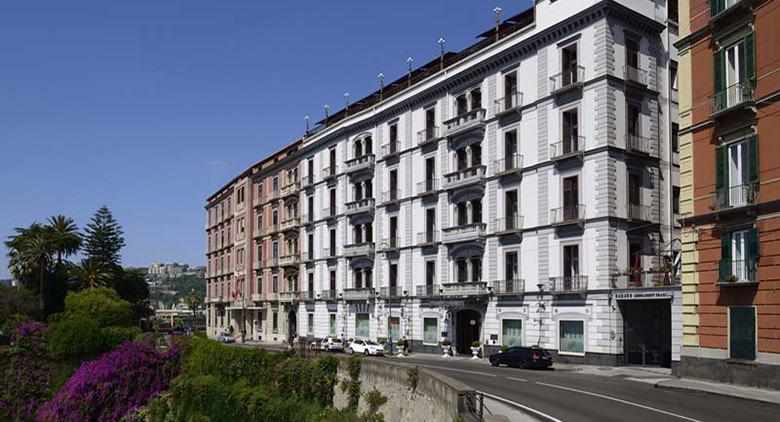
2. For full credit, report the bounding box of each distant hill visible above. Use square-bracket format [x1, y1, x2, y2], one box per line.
[150, 274, 205, 309]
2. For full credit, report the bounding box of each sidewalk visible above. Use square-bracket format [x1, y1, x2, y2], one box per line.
[656, 377, 780, 405]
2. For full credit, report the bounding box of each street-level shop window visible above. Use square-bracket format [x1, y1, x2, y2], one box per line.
[502, 319, 523, 348]
[356, 313, 370, 338]
[559, 320, 584, 354]
[423, 318, 438, 345]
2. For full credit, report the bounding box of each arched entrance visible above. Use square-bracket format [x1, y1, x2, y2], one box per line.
[455, 309, 482, 355]
[288, 310, 297, 342]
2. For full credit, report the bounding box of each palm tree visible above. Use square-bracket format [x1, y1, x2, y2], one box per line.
[71, 259, 111, 289]
[19, 232, 55, 311]
[47, 215, 82, 265]
[184, 291, 202, 330]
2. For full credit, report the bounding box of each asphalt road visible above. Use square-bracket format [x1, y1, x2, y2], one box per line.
[239, 343, 778, 421]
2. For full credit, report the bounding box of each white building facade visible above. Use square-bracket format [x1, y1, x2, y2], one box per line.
[207, 0, 682, 370]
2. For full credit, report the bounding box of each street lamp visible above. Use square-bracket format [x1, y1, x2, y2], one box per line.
[304, 115, 310, 134]
[323, 104, 330, 126]
[406, 56, 414, 87]
[438, 37, 446, 70]
[344, 92, 350, 116]
[378, 72, 385, 100]
[494, 6, 503, 42]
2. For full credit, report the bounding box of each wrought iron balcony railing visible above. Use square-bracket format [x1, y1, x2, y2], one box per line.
[718, 258, 758, 284]
[628, 204, 653, 222]
[417, 231, 439, 246]
[713, 82, 754, 114]
[549, 276, 588, 293]
[494, 91, 523, 115]
[550, 205, 585, 226]
[382, 141, 401, 159]
[494, 154, 524, 176]
[626, 134, 653, 155]
[379, 286, 403, 299]
[415, 284, 439, 297]
[549, 66, 585, 94]
[624, 65, 647, 86]
[492, 279, 525, 295]
[494, 216, 524, 234]
[550, 137, 585, 160]
[715, 183, 758, 210]
[417, 178, 439, 196]
[610, 272, 679, 289]
[417, 126, 440, 146]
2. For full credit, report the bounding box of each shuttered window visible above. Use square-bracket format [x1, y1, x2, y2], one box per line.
[729, 307, 756, 360]
[719, 228, 759, 283]
[715, 136, 758, 208]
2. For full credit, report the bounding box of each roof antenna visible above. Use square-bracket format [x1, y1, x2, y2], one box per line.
[494, 6, 502, 42]
[378, 73, 385, 100]
[344, 92, 350, 117]
[406, 57, 414, 87]
[305, 115, 310, 135]
[438, 38, 446, 71]
[323, 104, 330, 127]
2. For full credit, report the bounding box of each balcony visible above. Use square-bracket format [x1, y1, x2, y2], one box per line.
[494, 154, 524, 177]
[343, 241, 375, 258]
[280, 216, 299, 233]
[549, 66, 585, 95]
[267, 223, 280, 235]
[343, 287, 375, 301]
[300, 291, 315, 301]
[278, 291, 299, 302]
[322, 167, 338, 182]
[442, 165, 486, 191]
[718, 258, 758, 286]
[550, 205, 585, 227]
[278, 253, 299, 268]
[494, 91, 523, 117]
[550, 137, 585, 162]
[322, 206, 338, 221]
[301, 251, 313, 263]
[264, 257, 278, 267]
[301, 174, 315, 190]
[301, 213, 315, 226]
[345, 198, 375, 217]
[628, 204, 653, 222]
[382, 141, 401, 160]
[492, 279, 525, 296]
[626, 134, 653, 156]
[715, 183, 758, 210]
[611, 272, 679, 289]
[440, 282, 488, 298]
[494, 216, 524, 235]
[549, 276, 588, 294]
[379, 286, 403, 299]
[624, 65, 648, 86]
[443, 108, 486, 138]
[415, 285, 439, 297]
[417, 179, 439, 197]
[417, 231, 439, 246]
[712, 82, 754, 117]
[381, 190, 400, 206]
[319, 290, 336, 300]
[442, 222, 486, 244]
[280, 181, 299, 199]
[267, 292, 279, 301]
[322, 248, 336, 259]
[709, 0, 750, 25]
[250, 293, 262, 302]
[417, 126, 440, 147]
[345, 154, 375, 175]
[378, 237, 399, 252]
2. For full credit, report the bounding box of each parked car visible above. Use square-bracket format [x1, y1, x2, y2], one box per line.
[217, 331, 235, 344]
[309, 336, 345, 352]
[348, 339, 385, 356]
[489, 346, 553, 369]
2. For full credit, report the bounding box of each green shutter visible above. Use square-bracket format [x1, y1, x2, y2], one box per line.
[730, 307, 756, 360]
[748, 135, 759, 185]
[713, 49, 725, 103]
[715, 146, 726, 208]
[748, 228, 759, 269]
[744, 32, 756, 82]
[710, 0, 722, 17]
[720, 231, 732, 281]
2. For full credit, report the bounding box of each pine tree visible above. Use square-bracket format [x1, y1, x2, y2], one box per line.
[83, 205, 126, 270]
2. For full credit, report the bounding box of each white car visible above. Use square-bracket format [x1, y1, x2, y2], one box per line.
[217, 332, 235, 344]
[348, 339, 385, 356]
[310, 336, 345, 352]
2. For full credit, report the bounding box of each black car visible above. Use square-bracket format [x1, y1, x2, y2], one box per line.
[489, 346, 553, 369]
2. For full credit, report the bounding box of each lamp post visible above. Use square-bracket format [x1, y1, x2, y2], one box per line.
[494, 6, 502, 42]
[438, 37, 446, 70]
[378, 72, 385, 100]
[344, 92, 350, 116]
[304, 115, 310, 134]
[323, 104, 330, 127]
[406, 56, 414, 87]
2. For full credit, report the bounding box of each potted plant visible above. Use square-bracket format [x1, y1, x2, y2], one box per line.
[396, 338, 406, 356]
[440, 338, 453, 358]
[500, 344, 509, 353]
[470, 340, 481, 359]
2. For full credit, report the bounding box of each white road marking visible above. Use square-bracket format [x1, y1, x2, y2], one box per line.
[507, 376, 528, 382]
[535, 382, 703, 422]
[415, 364, 497, 377]
[478, 390, 564, 422]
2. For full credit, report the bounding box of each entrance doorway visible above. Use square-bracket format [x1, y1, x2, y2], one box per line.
[455, 310, 482, 355]
[288, 311, 297, 342]
[621, 300, 671, 367]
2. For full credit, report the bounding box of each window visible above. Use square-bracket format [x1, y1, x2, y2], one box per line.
[257, 275, 263, 294]
[307, 233, 314, 260]
[272, 176, 279, 192]
[561, 108, 579, 154]
[308, 313, 314, 335]
[356, 313, 370, 338]
[330, 229, 337, 254]
[329, 314, 337, 336]
[561, 43, 579, 86]
[502, 320, 523, 348]
[503, 130, 519, 171]
[329, 148, 337, 172]
[330, 269, 337, 292]
[389, 216, 398, 247]
[272, 312, 278, 333]
[730, 307, 756, 360]
[505, 190, 519, 230]
[470, 88, 482, 110]
[272, 275, 278, 293]
[628, 173, 641, 207]
[329, 188, 337, 216]
[672, 123, 679, 152]
[503, 72, 518, 110]
[505, 252, 519, 281]
[389, 122, 398, 144]
[563, 175, 579, 219]
[389, 169, 398, 200]
[627, 101, 641, 137]
[669, 0, 678, 22]
[670, 61, 678, 91]
[425, 108, 436, 140]
[716, 137, 758, 208]
[625, 37, 639, 71]
[673, 186, 680, 214]
[559, 320, 584, 354]
[714, 33, 755, 110]
[457, 259, 468, 282]
[388, 317, 400, 341]
[272, 209, 278, 226]
[389, 263, 398, 294]
[423, 318, 438, 344]
[720, 229, 759, 283]
[272, 241, 279, 259]
[426, 261, 436, 288]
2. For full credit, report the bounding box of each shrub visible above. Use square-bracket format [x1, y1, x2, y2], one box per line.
[0, 286, 40, 328]
[471, 340, 481, 348]
[37, 341, 179, 422]
[0, 322, 52, 421]
[441, 338, 452, 346]
[183, 338, 283, 385]
[364, 387, 388, 414]
[407, 366, 419, 392]
[62, 287, 134, 328]
[47, 317, 103, 358]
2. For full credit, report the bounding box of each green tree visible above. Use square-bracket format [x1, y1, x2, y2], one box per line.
[83, 206, 125, 271]
[70, 259, 111, 289]
[184, 291, 202, 328]
[0, 285, 40, 328]
[113, 268, 152, 323]
[46, 215, 82, 266]
[62, 287, 134, 327]
[7, 227, 55, 311]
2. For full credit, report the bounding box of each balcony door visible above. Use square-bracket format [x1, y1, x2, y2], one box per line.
[330, 270, 336, 293]
[728, 141, 749, 206]
[504, 73, 517, 109]
[563, 175, 579, 220]
[562, 109, 579, 154]
[562, 44, 578, 85]
[389, 216, 398, 247]
[505, 191, 519, 230]
[425, 208, 436, 242]
[626, 37, 639, 71]
[426, 261, 436, 294]
[389, 170, 398, 200]
[563, 244, 580, 289]
[725, 42, 743, 108]
[389, 263, 398, 295]
[504, 131, 518, 171]
[505, 252, 519, 291]
[425, 157, 436, 190]
[425, 108, 436, 139]
[329, 148, 337, 173]
[731, 230, 748, 282]
[629, 173, 641, 207]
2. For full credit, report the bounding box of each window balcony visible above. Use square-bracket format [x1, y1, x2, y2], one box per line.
[550, 205, 585, 227]
[301, 174, 315, 190]
[322, 206, 338, 220]
[301, 213, 315, 226]
[319, 290, 336, 300]
[265, 189, 279, 203]
[379, 286, 403, 299]
[267, 292, 279, 301]
[322, 167, 338, 182]
[417, 178, 439, 196]
[494, 216, 524, 235]
[440, 282, 488, 298]
[624, 65, 648, 86]
[378, 237, 399, 252]
[343, 287, 375, 301]
[417, 231, 439, 246]
[253, 260, 262, 271]
[278, 291, 299, 302]
[345, 198, 375, 217]
[301, 251, 313, 263]
[611, 272, 679, 289]
[301, 291, 315, 301]
[549, 275, 588, 294]
[494, 91, 523, 117]
[712, 82, 754, 117]
[443, 108, 486, 138]
[322, 248, 336, 259]
[280, 216, 299, 233]
[626, 134, 653, 155]
[267, 223, 280, 235]
[549, 66, 585, 95]
[343, 241, 375, 258]
[381, 190, 400, 206]
[494, 154, 524, 177]
[442, 222, 486, 244]
[628, 204, 653, 222]
[442, 165, 486, 191]
[550, 137, 585, 162]
[492, 279, 525, 296]
[718, 259, 758, 285]
[417, 126, 440, 147]
[280, 181, 299, 199]
[715, 183, 758, 210]
[382, 141, 401, 160]
[264, 257, 278, 267]
[278, 253, 299, 268]
[415, 285, 439, 297]
[250, 293, 263, 302]
[345, 154, 375, 175]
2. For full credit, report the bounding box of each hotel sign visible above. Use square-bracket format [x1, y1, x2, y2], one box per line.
[614, 291, 673, 301]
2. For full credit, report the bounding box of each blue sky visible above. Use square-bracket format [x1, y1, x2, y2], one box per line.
[0, 0, 532, 277]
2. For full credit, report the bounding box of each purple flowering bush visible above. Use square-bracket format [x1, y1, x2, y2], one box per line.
[37, 341, 180, 422]
[0, 321, 52, 421]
